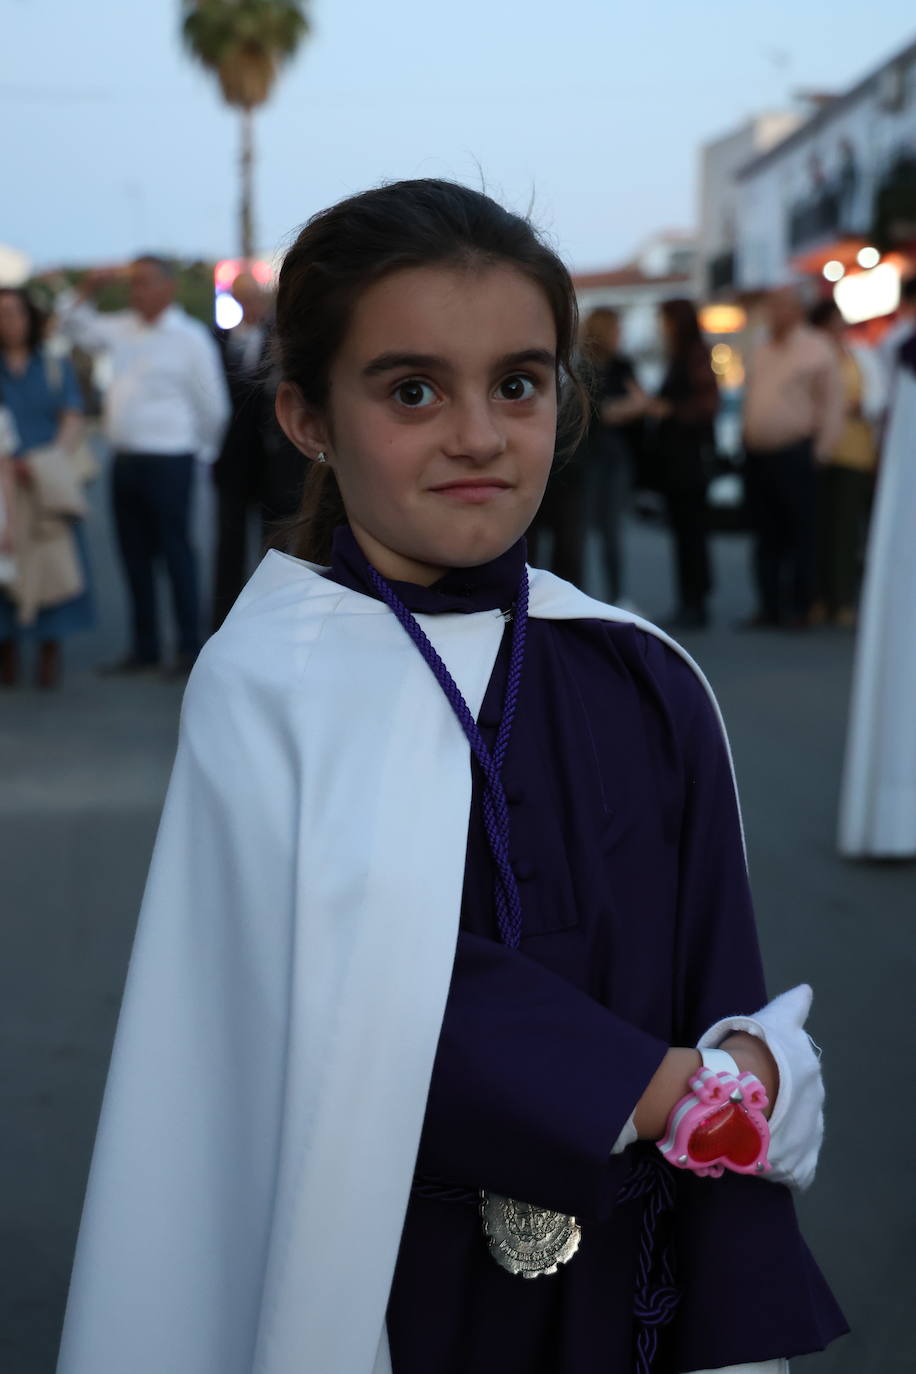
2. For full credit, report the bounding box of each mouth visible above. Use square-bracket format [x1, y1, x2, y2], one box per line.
[429, 479, 514, 504]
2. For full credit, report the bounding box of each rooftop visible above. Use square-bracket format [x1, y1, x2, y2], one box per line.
[737, 35, 916, 182]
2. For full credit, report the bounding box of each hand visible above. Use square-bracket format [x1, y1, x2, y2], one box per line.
[634, 1032, 780, 1142]
[718, 1031, 779, 1119]
[644, 397, 673, 420]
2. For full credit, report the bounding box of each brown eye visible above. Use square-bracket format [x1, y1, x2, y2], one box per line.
[497, 375, 535, 401]
[394, 379, 436, 407]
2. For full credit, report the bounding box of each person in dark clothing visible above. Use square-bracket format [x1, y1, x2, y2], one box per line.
[528, 309, 647, 596]
[525, 449, 586, 587]
[211, 272, 305, 630]
[577, 307, 647, 603]
[645, 299, 719, 630]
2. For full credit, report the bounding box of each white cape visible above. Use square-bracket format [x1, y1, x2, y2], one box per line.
[56, 556, 733, 1374]
[838, 367, 916, 857]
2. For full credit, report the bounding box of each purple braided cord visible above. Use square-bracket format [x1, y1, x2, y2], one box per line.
[414, 1149, 679, 1374]
[367, 564, 529, 950]
[412, 1176, 480, 1205]
[617, 1154, 679, 1374]
[371, 563, 679, 1372]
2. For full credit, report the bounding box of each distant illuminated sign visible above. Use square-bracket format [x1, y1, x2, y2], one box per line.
[699, 304, 747, 335]
[215, 293, 244, 329]
[834, 263, 900, 324]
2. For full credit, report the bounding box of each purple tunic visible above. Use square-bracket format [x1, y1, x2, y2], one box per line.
[327, 528, 846, 1373]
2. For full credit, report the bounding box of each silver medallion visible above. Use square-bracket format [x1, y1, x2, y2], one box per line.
[480, 1190, 581, 1278]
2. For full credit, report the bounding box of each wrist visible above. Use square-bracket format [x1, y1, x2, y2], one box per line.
[634, 1047, 701, 1140]
[719, 1031, 778, 1119]
[657, 1046, 772, 1178]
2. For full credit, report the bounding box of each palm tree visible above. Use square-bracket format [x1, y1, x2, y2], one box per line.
[182, 0, 309, 261]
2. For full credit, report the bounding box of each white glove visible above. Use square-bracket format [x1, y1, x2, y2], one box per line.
[698, 984, 824, 1190]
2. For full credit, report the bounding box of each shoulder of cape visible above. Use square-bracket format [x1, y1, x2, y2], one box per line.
[527, 566, 744, 854]
[185, 552, 743, 851]
[201, 551, 718, 707]
[527, 566, 727, 726]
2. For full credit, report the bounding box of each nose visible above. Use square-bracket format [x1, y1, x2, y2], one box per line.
[443, 394, 506, 466]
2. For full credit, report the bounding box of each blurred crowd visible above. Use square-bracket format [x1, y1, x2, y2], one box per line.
[539, 283, 901, 637]
[0, 256, 299, 687]
[0, 256, 910, 688]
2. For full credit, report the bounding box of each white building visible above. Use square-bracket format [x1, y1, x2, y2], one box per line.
[696, 113, 802, 299]
[735, 37, 916, 303]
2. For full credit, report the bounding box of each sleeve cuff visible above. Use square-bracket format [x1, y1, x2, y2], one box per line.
[697, 984, 824, 1190]
[610, 1111, 637, 1156]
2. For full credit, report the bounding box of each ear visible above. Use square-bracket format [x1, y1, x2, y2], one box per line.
[275, 381, 331, 459]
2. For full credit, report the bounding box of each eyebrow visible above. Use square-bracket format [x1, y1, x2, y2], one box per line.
[361, 347, 557, 377]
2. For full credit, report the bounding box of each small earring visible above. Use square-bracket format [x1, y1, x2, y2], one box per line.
[315, 451, 327, 464]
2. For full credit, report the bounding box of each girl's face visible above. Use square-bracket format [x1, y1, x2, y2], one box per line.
[279, 263, 559, 583]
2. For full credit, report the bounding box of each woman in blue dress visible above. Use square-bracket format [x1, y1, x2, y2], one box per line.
[0, 287, 95, 687]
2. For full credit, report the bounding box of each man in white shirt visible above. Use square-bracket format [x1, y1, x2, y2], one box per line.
[60, 256, 229, 675]
[742, 287, 844, 629]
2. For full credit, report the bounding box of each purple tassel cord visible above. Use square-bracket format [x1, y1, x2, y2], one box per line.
[367, 565, 529, 950]
[617, 1154, 680, 1374]
[415, 1151, 678, 1374]
[369, 562, 676, 1372]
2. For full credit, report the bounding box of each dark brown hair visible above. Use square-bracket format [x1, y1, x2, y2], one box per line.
[131, 254, 177, 279]
[659, 297, 704, 361]
[580, 306, 620, 367]
[272, 178, 588, 563]
[807, 298, 842, 331]
[0, 287, 47, 355]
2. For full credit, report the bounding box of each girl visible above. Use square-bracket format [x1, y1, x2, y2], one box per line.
[57, 181, 845, 1374]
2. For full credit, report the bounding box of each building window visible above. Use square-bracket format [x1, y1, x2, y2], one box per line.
[707, 251, 736, 293]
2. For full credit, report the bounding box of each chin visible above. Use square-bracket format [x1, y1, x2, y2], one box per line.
[429, 522, 524, 569]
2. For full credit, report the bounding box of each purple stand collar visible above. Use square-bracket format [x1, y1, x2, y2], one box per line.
[325, 525, 528, 616]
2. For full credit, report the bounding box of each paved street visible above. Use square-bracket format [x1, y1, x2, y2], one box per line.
[1, 460, 913, 1373]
